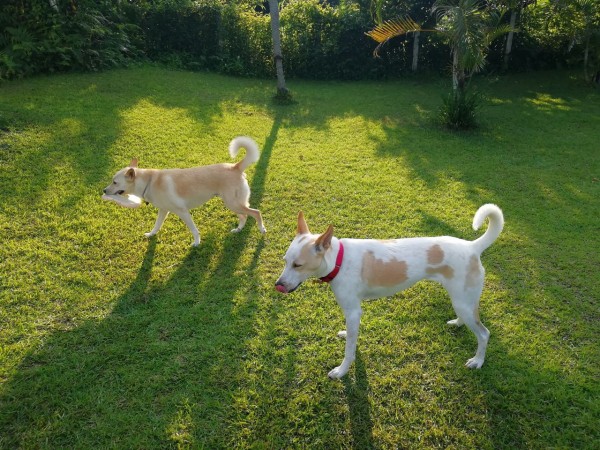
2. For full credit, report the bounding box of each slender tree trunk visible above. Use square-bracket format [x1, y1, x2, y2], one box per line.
[411, 31, 420, 72]
[503, 9, 517, 71]
[268, 0, 288, 97]
[452, 51, 459, 91]
[584, 35, 590, 81]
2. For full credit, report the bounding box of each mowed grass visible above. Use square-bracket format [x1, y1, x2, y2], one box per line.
[0, 66, 598, 449]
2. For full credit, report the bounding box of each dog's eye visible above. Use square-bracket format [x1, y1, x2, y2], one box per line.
[292, 262, 302, 268]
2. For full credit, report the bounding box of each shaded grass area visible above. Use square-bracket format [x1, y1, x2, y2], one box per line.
[0, 67, 598, 448]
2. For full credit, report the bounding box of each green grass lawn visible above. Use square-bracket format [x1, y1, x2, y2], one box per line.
[0, 66, 598, 449]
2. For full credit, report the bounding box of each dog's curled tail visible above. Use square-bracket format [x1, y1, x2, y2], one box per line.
[471, 204, 504, 254]
[230, 136, 260, 172]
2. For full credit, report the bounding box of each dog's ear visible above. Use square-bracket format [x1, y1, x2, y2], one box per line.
[297, 211, 310, 235]
[125, 168, 136, 181]
[315, 225, 333, 252]
[129, 158, 138, 168]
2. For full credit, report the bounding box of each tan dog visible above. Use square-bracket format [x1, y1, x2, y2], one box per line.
[103, 136, 266, 246]
[275, 205, 503, 379]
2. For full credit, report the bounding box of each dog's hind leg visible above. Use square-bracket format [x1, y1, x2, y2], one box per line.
[231, 214, 248, 233]
[174, 209, 200, 246]
[225, 201, 266, 234]
[145, 209, 169, 239]
[240, 206, 266, 234]
[448, 284, 490, 369]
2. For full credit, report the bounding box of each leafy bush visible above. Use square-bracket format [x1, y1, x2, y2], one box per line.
[439, 89, 481, 130]
[281, 0, 399, 79]
[142, 0, 222, 71]
[0, 0, 589, 82]
[0, 0, 138, 80]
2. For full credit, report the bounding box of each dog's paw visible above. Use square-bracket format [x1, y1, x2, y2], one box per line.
[259, 226, 267, 234]
[337, 330, 347, 339]
[465, 357, 484, 369]
[447, 318, 464, 327]
[328, 366, 348, 380]
[230, 227, 242, 233]
[144, 232, 156, 238]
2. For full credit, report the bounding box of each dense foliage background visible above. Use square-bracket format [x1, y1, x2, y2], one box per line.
[0, 0, 598, 80]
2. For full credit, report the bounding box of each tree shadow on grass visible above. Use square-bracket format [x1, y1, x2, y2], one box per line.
[355, 82, 599, 447]
[0, 111, 281, 448]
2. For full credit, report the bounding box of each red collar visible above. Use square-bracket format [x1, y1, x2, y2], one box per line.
[319, 241, 344, 283]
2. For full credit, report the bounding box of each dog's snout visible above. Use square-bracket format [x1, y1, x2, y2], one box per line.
[275, 281, 288, 294]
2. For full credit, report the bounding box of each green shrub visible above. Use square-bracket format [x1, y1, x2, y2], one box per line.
[280, 0, 396, 79]
[439, 89, 481, 130]
[142, 0, 222, 71]
[0, 0, 138, 80]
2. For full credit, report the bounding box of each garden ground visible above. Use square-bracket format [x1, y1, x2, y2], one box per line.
[0, 66, 598, 448]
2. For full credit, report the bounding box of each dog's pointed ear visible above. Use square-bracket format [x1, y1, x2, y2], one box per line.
[315, 225, 334, 252]
[125, 168, 136, 181]
[297, 211, 310, 235]
[129, 158, 138, 168]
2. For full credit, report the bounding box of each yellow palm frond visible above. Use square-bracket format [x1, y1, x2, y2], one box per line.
[366, 17, 423, 57]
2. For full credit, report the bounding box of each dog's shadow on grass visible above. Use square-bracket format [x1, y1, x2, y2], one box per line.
[343, 351, 375, 449]
[0, 115, 279, 448]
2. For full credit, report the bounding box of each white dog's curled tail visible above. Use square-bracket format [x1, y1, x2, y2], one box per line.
[471, 204, 504, 254]
[230, 136, 260, 172]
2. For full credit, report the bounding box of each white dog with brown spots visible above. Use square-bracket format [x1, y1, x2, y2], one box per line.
[275, 204, 503, 379]
[103, 136, 266, 246]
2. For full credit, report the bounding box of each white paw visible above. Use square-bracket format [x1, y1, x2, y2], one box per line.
[328, 366, 348, 379]
[230, 227, 242, 233]
[447, 318, 464, 327]
[465, 357, 484, 369]
[192, 241, 200, 247]
[259, 226, 267, 234]
[144, 232, 156, 238]
[337, 330, 347, 339]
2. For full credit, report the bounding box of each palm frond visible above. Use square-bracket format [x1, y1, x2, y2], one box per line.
[366, 17, 423, 57]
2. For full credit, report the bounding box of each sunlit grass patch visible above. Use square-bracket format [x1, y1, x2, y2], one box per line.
[0, 67, 598, 449]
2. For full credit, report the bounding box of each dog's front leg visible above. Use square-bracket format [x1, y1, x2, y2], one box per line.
[145, 209, 169, 239]
[174, 209, 201, 246]
[328, 306, 362, 380]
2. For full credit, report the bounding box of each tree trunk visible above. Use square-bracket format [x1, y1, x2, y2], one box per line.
[452, 51, 459, 91]
[411, 31, 420, 72]
[584, 35, 590, 81]
[503, 9, 517, 71]
[268, 0, 288, 97]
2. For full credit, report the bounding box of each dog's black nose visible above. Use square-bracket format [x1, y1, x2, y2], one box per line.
[103, 188, 107, 194]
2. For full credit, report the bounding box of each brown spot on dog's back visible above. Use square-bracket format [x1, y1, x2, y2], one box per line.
[154, 171, 166, 190]
[361, 251, 408, 287]
[175, 172, 199, 198]
[427, 244, 444, 265]
[426, 265, 454, 279]
[465, 255, 481, 288]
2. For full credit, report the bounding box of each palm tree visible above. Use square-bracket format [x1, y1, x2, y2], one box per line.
[370, 0, 433, 72]
[367, 0, 510, 95]
[434, 0, 509, 92]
